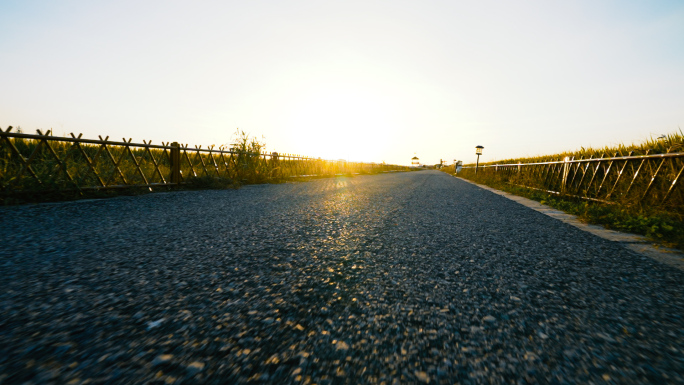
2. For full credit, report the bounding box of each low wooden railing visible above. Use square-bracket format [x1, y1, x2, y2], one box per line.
[457, 151, 684, 210]
[0, 127, 408, 196]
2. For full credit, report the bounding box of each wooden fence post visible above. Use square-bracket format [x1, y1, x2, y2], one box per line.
[561, 156, 570, 193]
[170, 142, 181, 184]
[271, 152, 279, 179]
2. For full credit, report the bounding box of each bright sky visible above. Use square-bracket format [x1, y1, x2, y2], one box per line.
[1, 1, 683, 165]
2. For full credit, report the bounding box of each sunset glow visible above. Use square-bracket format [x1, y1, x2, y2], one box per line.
[1, 1, 683, 165]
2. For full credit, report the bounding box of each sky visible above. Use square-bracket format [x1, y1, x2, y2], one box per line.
[1, 0, 683, 165]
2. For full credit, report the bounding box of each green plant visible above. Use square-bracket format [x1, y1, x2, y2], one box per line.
[0, 127, 411, 204]
[456, 129, 684, 216]
[446, 170, 684, 250]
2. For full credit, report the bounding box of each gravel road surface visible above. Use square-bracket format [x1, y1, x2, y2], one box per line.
[1, 170, 683, 384]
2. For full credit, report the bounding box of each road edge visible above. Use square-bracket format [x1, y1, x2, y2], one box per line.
[453, 176, 684, 272]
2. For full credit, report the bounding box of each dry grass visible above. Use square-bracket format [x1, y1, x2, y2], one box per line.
[0, 128, 410, 204]
[475, 130, 684, 166]
[457, 130, 684, 212]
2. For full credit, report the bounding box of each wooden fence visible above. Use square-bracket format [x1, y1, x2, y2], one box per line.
[457, 151, 684, 212]
[0, 127, 409, 197]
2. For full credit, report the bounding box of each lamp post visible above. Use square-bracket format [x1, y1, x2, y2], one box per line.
[475, 145, 484, 174]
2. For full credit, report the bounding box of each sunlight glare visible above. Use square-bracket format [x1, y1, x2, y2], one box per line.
[284, 86, 398, 162]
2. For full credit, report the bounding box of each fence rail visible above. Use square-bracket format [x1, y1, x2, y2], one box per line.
[0, 127, 408, 197]
[458, 151, 684, 211]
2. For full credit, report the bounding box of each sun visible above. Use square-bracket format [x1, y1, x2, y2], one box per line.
[283, 85, 397, 162]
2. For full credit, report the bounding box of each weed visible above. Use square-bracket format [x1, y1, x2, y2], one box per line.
[445, 166, 684, 250]
[456, 129, 684, 216]
[0, 127, 410, 204]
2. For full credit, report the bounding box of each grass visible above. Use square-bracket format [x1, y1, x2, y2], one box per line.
[481, 179, 682, 249]
[447, 130, 684, 250]
[0, 128, 410, 205]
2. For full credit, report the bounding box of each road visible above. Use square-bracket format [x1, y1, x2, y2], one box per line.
[1, 170, 682, 384]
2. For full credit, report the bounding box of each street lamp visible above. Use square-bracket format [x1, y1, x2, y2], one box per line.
[475, 145, 484, 174]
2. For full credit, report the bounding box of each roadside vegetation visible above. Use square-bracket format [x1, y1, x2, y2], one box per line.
[0, 128, 409, 205]
[447, 130, 684, 250]
[479, 130, 683, 166]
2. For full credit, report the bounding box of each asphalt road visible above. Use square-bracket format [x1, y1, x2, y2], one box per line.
[1, 170, 682, 384]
